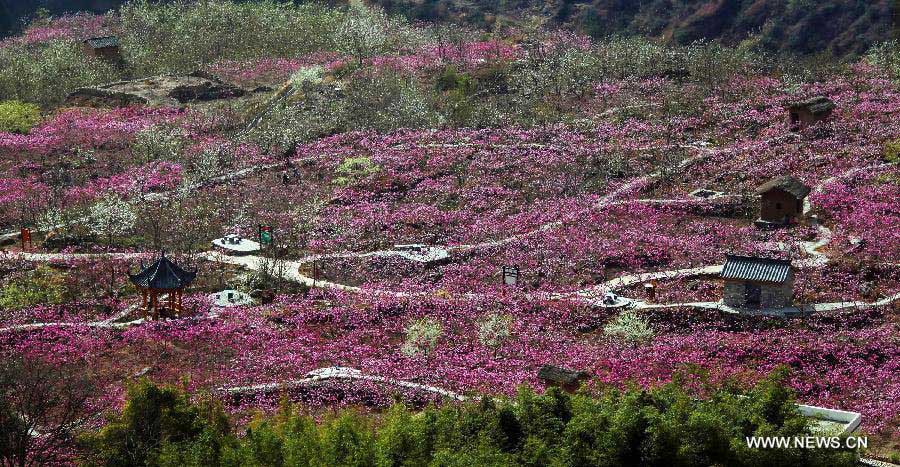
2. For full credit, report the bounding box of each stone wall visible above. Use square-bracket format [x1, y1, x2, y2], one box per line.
[723, 281, 747, 308]
[65, 73, 246, 108]
[759, 189, 802, 223]
[760, 279, 794, 308]
[723, 276, 794, 310]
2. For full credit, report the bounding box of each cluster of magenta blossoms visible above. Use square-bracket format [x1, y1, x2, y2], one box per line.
[2, 51, 900, 449]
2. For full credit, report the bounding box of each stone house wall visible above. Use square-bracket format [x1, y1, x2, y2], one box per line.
[789, 108, 832, 130]
[723, 281, 747, 307]
[723, 274, 794, 310]
[759, 279, 794, 308]
[83, 44, 123, 64]
[759, 189, 803, 223]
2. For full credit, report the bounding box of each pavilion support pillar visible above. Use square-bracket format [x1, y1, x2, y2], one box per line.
[151, 292, 159, 321]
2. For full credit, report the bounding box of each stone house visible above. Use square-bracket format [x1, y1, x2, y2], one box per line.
[786, 96, 835, 131]
[721, 255, 794, 310]
[83, 36, 124, 66]
[754, 175, 811, 226]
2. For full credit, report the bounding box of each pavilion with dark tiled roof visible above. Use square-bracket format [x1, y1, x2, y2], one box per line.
[129, 252, 196, 320]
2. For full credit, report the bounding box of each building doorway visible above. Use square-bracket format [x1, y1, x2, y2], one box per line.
[745, 283, 762, 308]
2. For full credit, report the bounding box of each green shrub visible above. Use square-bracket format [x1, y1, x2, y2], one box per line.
[84, 379, 230, 467]
[435, 66, 474, 94]
[0, 40, 118, 106]
[0, 100, 40, 134]
[340, 71, 441, 132]
[85, 372, 858, 467]
[119, 0, 341, 76]
[319, 412, 377, 466]
[334, 156, 381, 187]
[884, 139, 900, 164]
[376, 405, 431, 466]
[0, 266, 66, 310]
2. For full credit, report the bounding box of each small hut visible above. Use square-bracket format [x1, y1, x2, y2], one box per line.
[720, 255, 794, 310]
[538, 365, 590, 393]
[754, 175, 810, 226]
[129, 252, 196, 320]
[786, 96, 835, 131]
[82, 36, 123, 65]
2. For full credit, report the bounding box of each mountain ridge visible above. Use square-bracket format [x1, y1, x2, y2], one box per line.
[1, 0, 897, 56]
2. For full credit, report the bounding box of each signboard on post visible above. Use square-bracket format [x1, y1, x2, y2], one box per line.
[258, 225, 274, 247]
[20, 228, 32, 251]
[501, 265, 519, 286]
[644, 282, 656, 302]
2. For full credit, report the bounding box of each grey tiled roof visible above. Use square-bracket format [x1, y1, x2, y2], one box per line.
[129, 252, 196, 290]
[84, 36, 119, 49]
[755, 175, 811, 199]
[787, 96, 835, 115]
[721, 255, 792, 284]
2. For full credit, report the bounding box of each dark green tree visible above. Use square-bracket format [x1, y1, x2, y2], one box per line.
[83, 380, 226, 467]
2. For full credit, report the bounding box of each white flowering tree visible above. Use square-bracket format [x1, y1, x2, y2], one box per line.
[401, 317, 443, 358]
[336, 1, 393, 64]
[131, 125, 185, 163]
[603, 310, 654, 345]
[289, 65, 325, 87]
[188, 147, 230, 185]
[89, 195, 137, 246]
[36, 207, 65, 234]
[477, 312, 513, 357]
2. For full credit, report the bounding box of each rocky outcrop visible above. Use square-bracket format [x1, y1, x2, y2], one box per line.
[65, 72, 247, 108]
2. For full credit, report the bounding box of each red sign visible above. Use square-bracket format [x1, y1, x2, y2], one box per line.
[20, 228, 32, 251]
